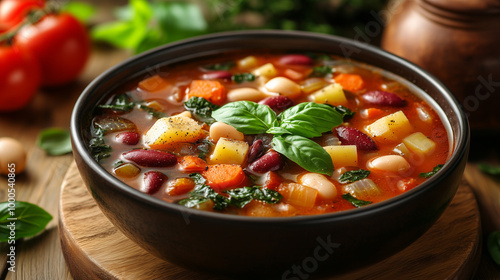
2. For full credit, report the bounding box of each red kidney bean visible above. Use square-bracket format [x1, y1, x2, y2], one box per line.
[336, 127, 378, 151]
[278, 54, 313, 65]
[249, 150, 284, 173]
[258, 96, 294, 113]
[201, 70, 232, 80]
[123, 149, 177, 167]
[362, 90, 407, 107]
[247, 139, 264, 163]
[143, 171, 167, 194]
[116, 132, 140, 145]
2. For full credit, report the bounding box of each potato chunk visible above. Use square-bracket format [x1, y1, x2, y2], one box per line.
[365, 111, 412, 142]
[144, 115, 204, 149]
[208, 137, 249, 165]
[308, 83, 347, 106]
[403, 132, 436, 157]
[324, 145, 358, 167]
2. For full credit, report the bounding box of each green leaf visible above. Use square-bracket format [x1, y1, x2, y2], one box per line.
[37, 128, 72, 156]
[333, 105, 355, 120]
[202, 61, 236, 71]
[272, 134, 333, 176]
[138, 104, 167, 119]
[178, 173, 229, 210]
[212, 101, 277, 134]
[310, 65, 332, 77]
[98, 93, 135, 112]
[278, 102, 342, 138]
[0, 201, 52, 242]
[342, 193, 372, 208]
[420, 164, 444, 178]
[232, 73, 255, 83]
[488, 231, 500, 265]
[226, 186, 282, 208]
[338, 169, 370, 184]
[62, 1, 96, 22]
[154, 1, 208, 42]
[478, 163, 500, 176]
[184, 97, 220, 124]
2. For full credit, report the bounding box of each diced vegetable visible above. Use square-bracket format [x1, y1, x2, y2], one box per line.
[166, 178, 196, 196]
[187, 80, 227, 106]
[265, 77, 302, 98]
[138, 75, 168, 92]
[262, 171, 283, 190]
[278, 183, 318, 208]
[361, 108, 384, 119]
[301, 78, 327, 94]
[334, 73, 365, 92]
[393, 142, 410, 157]
[202, 164, 247, 191]
[208, 137, 249, 165]
[298, 173, 337, 200]
[402, 132, 436, 157]
[415, 103, 432, 123]
[179, 155, 207, 172]
[308, 83, 347, 106]
[114, 162, 140, 178]
[342, 179, 381, 199]
[253, 63, 277, 78]
[238, 56, 258, 69]
[324, 145, 358, 167]
[94, 116, 137, 134]
[365, 110, 413, 142]
[144, 115, 205, 150]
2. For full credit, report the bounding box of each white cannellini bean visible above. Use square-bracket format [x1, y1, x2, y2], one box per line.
[209, 122, 244, 143]
[368, 155, 410, 174]
[298, 173, 337, 200]
[227, 87, 265, 102]
[265, 77, 301, 98]
[0, 137, 27, 175]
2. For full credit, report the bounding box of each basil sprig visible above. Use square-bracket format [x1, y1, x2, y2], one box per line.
[0, 201, 52, 242]
[212, 101, 342, 176]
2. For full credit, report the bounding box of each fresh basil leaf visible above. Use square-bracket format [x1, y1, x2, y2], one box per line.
[338, 170, 370, 184]
[0, 201, 52, 242]
[342, 193, 372, 208]
[266, 126, 291, 135]
[154, 1, 208, 43]
[278, 102, 342, 138]
[98, 94, 136, 112]
[184, 97, 220, 124]
[62, 1, 96, 22]
[202, 61, 235, 71]
[420, 164, 444, 178]
[477, 163, 500, 176]
[272, 134, 333, 176]
[488, 231, 500, 265]
[232, 73, 255, 83]
[139, 104, 167, 119]
[333, 105, 355, 120]
[310, 65, 332, 77]
[226, 186, 282, 208]
[212, 101, 277, 134]
[37, 128, 72, 156]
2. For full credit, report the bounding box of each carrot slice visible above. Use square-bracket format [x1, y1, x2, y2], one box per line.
[138, 75, 168, 92]
[166, 178, 196, 196]
[187, 80, 227, 105]
[179, 155, 208, 172]
[334, 74, 365, 92]
[365, 108, 384, 119]
[202, 164, 246, 191]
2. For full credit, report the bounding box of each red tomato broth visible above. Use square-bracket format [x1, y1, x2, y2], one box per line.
[90, 52, 450, 217]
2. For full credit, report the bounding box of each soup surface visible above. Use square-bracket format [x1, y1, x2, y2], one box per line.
[89, 52, 450, 216]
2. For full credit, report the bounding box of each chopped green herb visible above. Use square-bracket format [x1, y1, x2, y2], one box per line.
[342, 193, 372, 208]
[202, 61, 235, 71]
[477, 163, 500, 176]
[184, 97, 220, 124]
[138, 104, 167, 119]
[225, 186, 282, 208]
[339, 170, 370, 184]
[98, 94, 135, 112]
[487, 231, 500, 265]
[89, 127, 112, 162]
[0, 201, 52, 242]
[37, 128, 72, 156]
[333, 105, 355, 120]
[420, 164, 444, 178]
[196, 139, 214, 160]
[310, 65, 332, 77]
[232, 73, 255, 83]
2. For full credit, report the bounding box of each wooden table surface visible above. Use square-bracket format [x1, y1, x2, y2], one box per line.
[1, 1, 499, 279]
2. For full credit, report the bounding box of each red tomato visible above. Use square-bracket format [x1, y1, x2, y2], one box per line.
[15, 13, 90, 86]
[0, 0, 45, 30]
[0, 45, 41, 111]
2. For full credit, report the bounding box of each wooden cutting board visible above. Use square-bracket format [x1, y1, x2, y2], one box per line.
[59, 162, 481, 279]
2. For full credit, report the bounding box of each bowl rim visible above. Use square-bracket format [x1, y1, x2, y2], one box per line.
[71, 29, 469, 224]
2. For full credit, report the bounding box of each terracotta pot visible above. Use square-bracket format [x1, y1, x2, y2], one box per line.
[382, 0, 500, 133]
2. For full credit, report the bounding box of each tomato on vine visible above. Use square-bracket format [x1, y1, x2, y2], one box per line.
[0, 0, 45, 31]
[0, 44, 41, 111]
[15, 12, 91, 86]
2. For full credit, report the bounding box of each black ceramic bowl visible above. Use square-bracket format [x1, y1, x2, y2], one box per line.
[71, 30, 469, 278]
